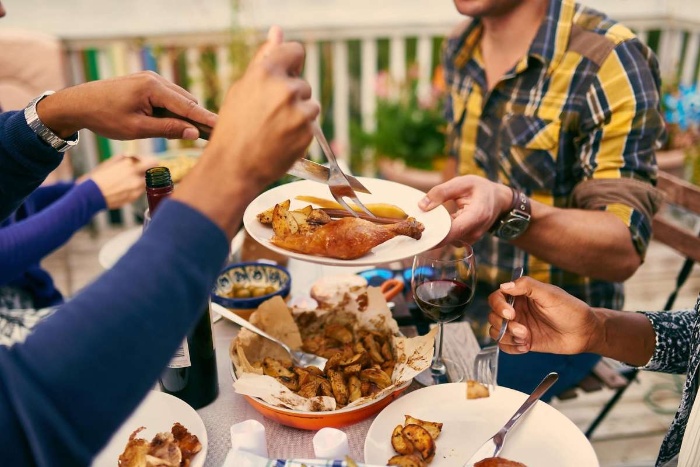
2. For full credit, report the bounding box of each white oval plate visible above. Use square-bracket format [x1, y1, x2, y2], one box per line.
[92, 390, 207, 467]
[243, 178, 450, 267]
[364, 383, 598, 467]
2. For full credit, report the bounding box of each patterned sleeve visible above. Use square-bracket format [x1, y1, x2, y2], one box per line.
[640, 308, 697, 374]
[575, 38, 666, 258]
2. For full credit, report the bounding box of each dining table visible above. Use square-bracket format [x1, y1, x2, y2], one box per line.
[196, 256, 482, 465]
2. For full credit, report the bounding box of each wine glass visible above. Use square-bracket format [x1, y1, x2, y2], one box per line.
[411, 244, 476, 385]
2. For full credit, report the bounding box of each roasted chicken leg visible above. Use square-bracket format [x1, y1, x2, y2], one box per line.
[271, 216, 425, 259]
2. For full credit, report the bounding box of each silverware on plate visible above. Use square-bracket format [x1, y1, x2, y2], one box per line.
[312, 121, 376, 218]
[210, 302, 328, 369]
[287, 158, 371, 194]
[463, 372, 559, 466]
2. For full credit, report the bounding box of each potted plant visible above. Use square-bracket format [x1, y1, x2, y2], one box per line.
[352, 67, 447, 191]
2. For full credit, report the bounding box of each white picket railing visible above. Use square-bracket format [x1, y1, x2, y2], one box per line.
[5, 0, 700, 225]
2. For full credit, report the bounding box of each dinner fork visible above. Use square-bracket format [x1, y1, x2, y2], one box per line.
[472, 267, 523, 389]
[463, 372, 559, 466]
[312, 121, 376, 218]
[210, 303, 328, 368]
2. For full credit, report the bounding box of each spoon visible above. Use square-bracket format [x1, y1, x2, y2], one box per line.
[210, 302, 328, 368]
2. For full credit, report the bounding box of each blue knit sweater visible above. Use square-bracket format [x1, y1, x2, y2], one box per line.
[0, 108, 230, 465]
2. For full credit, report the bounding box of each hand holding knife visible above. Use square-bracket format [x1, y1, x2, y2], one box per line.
[153, 108, 372, 194]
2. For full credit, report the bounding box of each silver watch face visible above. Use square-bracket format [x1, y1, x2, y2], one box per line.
[497, 217, 530, 240]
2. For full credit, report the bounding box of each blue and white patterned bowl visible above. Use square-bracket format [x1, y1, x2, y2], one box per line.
[211, 262, 291, 320]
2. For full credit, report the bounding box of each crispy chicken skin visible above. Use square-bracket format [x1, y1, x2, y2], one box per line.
[271, 216, 424, 259]
[474, 458, 527, 467]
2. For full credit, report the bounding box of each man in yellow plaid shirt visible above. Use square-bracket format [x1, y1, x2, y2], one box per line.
[420, 0, 666, 399]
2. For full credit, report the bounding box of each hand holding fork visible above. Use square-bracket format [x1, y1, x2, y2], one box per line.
[472, 267, 523, 389]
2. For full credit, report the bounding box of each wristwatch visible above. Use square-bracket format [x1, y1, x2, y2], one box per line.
[490, 187, 532, 240]
[24, 91, 79, 152]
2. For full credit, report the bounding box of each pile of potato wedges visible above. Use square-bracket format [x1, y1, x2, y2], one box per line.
[388, 415, 443, 466]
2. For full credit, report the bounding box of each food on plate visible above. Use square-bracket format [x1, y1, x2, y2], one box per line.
[403, 415, 443, 440]
[473, 457, 527, 467]
[160, 155, 198, 183]
[256, 199, 424, 260]
[272, 216, 424, 260]
[230, 277, 437, 413]
[402, 424, 436, 462]
[242, 312, 397, 407]
[388, 414, 442, 465]
[118, 422, 202, 467]
[387, 454, 428, 467]
[294, 195, 408, 219]
[466, 379, 490, 399]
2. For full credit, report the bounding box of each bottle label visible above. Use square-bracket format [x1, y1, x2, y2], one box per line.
[167, 338, 192, 368]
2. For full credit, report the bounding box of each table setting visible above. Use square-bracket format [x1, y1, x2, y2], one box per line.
[93, 149, 598, 467]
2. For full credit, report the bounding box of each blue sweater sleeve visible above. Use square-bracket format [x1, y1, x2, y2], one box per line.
[0, 180, 106, 284]
[25, 182, 76, 213]
[0, 110, 65, 221]
[0, 200, 229, 465]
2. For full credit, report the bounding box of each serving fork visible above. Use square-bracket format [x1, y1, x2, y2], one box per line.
[312, 121, 376, 218]
[473, 267, 523, 389]
[210, 303, 328, 369]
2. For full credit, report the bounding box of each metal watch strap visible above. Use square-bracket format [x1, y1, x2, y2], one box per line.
[24, 91, 79, 152]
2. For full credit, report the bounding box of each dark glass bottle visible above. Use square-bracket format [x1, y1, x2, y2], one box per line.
[158, 300, 219, 409]
[145, 166, 174, 214]
[145, 166, 219, 409]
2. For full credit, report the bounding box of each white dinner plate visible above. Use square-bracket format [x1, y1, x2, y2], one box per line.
[364, 383, 599, 467]
[92, 390, 208, 467]
[242, 178, 451, 266]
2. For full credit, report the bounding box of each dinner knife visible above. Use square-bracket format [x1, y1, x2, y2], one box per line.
[462, 372, 559, 466]
[153, 108, 372, 194]
[287, 158, 372, 194]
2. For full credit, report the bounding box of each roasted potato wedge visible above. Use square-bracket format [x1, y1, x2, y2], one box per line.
[387, 454, 427, 467]
[327, 369, 349, 406]
[271, 202, 299, 237]
[257, 199, 290, 224]
[359, 366, 392, 389]
[466, 380, 490, 399]
[391, 425, 414, 455]
[404, 415, 443, 440]
[401, 424, 436, 463]
[348, 375, 362, 402]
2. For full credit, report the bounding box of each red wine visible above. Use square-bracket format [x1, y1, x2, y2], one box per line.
[414, 280, 473, 323]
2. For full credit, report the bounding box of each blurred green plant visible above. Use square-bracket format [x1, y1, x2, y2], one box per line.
[351, 68, 446, 171]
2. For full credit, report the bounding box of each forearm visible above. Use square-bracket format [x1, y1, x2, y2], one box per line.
[588, 308, 656, 366]
[172, 146, 270, 240]
[0, 200, 229, 464]
[513, 202, 641, 281]
[0, 111, 64, 220]
[0, 181, 105, 284]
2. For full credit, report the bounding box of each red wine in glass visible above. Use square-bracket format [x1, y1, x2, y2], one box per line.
[414, 280, 473, 323]
[412, 245, 476, 385]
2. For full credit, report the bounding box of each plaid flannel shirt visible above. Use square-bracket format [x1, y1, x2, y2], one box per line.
[442, 0, 666, 308]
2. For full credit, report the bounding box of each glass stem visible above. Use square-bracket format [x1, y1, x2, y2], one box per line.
[430, 322, 447, 376]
